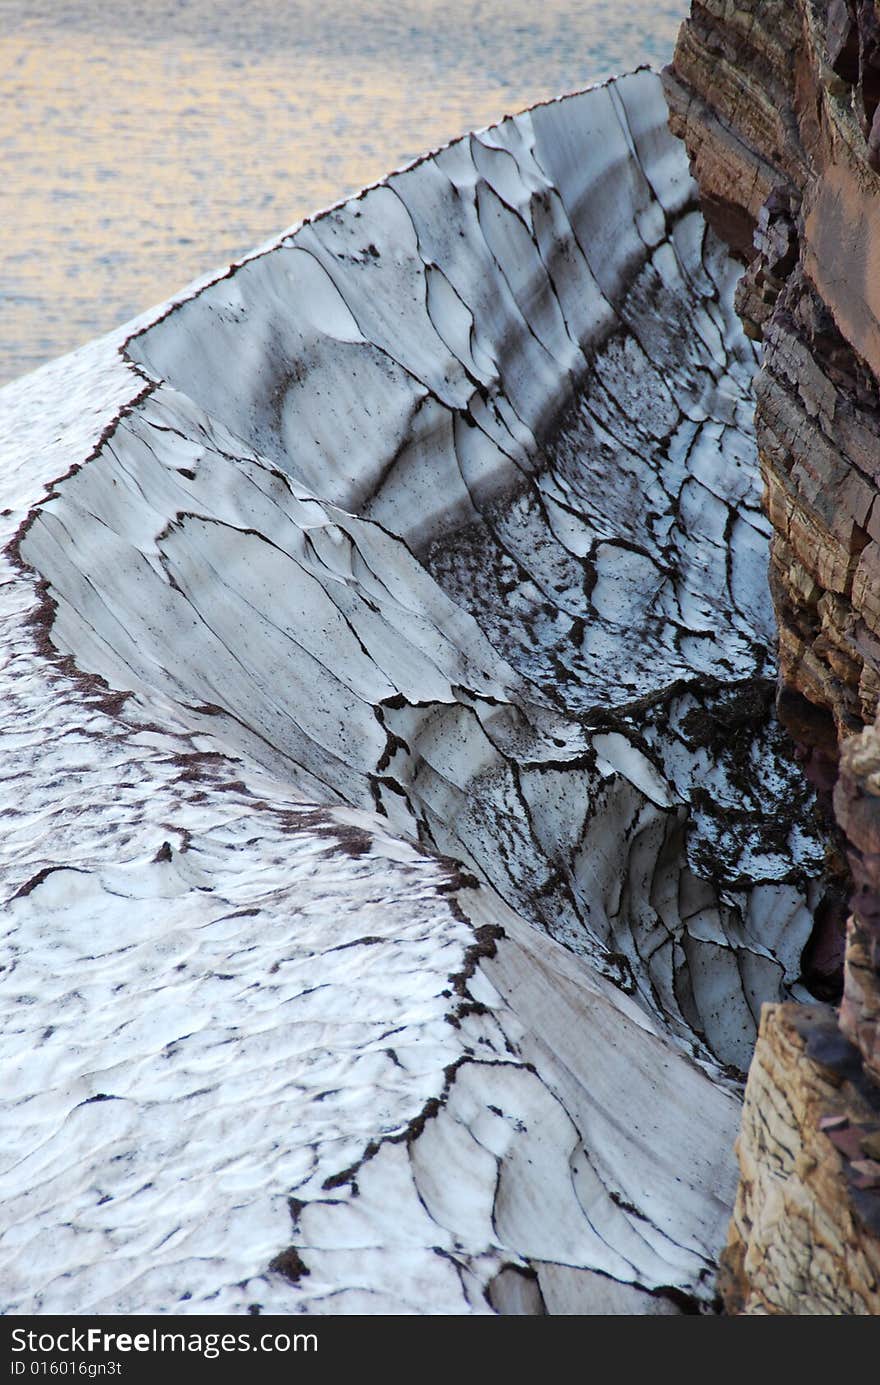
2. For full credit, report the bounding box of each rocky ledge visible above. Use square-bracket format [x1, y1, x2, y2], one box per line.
[666, 0, 880, 1313]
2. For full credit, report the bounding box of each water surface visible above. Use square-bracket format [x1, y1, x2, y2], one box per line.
[0, 0, 688, 385]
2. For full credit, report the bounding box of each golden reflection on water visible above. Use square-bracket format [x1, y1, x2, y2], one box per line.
[0, 4, 687, 385]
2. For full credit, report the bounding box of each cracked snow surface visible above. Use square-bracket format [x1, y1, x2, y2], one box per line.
[0, 71, 822, 1314]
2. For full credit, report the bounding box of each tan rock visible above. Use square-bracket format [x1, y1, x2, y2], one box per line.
[721, 1003, 880, 1314]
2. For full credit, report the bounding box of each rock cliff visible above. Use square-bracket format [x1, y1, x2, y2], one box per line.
[666, 0, 880, 1312]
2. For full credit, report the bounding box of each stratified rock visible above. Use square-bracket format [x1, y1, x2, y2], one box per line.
[720, 1003, 880, 1315]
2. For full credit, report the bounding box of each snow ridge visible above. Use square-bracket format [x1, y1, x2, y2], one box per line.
[0, 71, 820, 1314]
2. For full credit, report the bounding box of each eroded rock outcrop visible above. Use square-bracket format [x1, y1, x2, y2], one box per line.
[720, 1003, 880, 1314]
[667, 0, 880, 1312]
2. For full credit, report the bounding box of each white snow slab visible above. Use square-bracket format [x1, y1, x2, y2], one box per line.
[0, 71, 822, 1315]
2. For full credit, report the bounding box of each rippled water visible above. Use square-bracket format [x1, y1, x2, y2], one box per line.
[0, 0, 688, 386]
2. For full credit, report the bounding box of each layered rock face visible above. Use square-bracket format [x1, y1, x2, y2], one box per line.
[719, 1003, 880, 1314]
[666, 0, 880, 1312]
